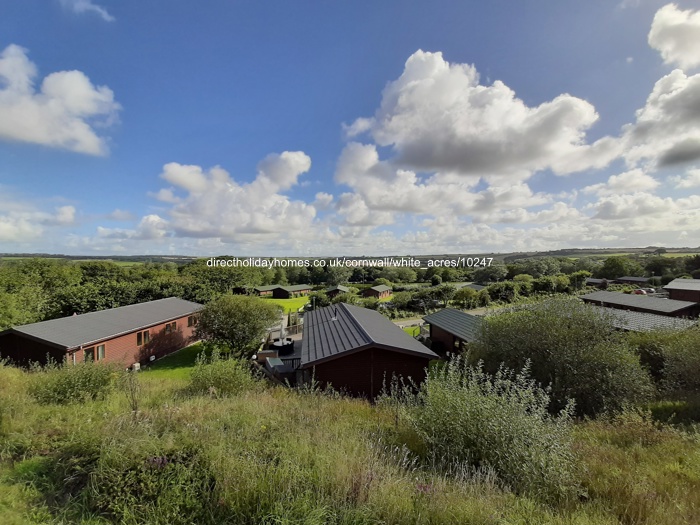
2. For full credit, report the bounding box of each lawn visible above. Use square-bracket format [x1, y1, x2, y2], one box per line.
[403, 326, 421, 337]
[140, 342, 205, 380]
[262, 296, 309, 313]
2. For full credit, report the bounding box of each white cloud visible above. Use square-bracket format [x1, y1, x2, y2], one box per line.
[0, 190, 76, 242]
[256, 151, 312, 191]
[0, 44, 120, 155]
[582, 168, 659, 196]
[649, 3, 700, 70]
[59, 0, 115, 22]
[669, 167, 700, 188]
[106, 209, 136, 221]
[621, 68, 700, 168]
[107, 152, 318, 249]
[346, 50, 619, 180]
[313, 192, 334, 210]
[333, 141, 552, 228]
[97, 214, 169, 241]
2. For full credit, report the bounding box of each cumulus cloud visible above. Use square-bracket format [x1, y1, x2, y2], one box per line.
[333, 141, 552, 228]
[0, 190, 76, 242]
[97, 215, 169, 241]
[346, 50, 619, 179]
[108, 151, 318, 248]
[649, 4, 700, 70]
[313, 192, 334, 210]
[0, 44, 120, 155]
[669, 167, 700, 188]
[621, 68, 700, 168]
[582, 169, 660, 196]
[59, 0, 115, 22]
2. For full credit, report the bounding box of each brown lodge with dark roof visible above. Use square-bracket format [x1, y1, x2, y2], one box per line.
[300, 303, 438, 399]
[0, 298, 202, 367]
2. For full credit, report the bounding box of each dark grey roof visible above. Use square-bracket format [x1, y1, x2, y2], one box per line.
[255, 284, 311, 292]
[326, 285, 350, 293]
[664, 279, 700, 292]
[586, 278, 607, 284]
[255, 285, 279, 292]
[592, 306, 698, 332]
[370, 285, 392, 292]
[423, 308, 483, 343]
[285, 284, 312, 291]
[3, 298, 202, 350]
[616, 276, 650, 283]
[301, 303, 437, 367]
[580, 290, 696, 314]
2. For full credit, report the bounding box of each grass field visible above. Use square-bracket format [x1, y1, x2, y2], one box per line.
[403, 326, 421, 337]
[262, 296, 309, 313]
[3, 358, 700, 524]
[141, 342, 205, 381]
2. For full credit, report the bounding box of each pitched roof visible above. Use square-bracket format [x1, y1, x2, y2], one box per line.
[326, 285, 350, 293]
[301, 303, 437, 367]
[422, 308, 483, 343]
[616, 276, 650, 283]
[580, 290, 696, 314]
[585, 278, 607, 284]
[370, 285, 392, 292]
[255, 284, 311, 292]
[2, 298, 202, 350]
[592, 306, 698, 332]
[284, 284, 312, 292]
[663, 279, 700, 292]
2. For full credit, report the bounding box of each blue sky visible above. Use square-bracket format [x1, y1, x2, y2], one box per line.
[1, 0, 700, 256]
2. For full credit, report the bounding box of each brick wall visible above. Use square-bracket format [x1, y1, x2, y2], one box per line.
[66, 314, 199, 367]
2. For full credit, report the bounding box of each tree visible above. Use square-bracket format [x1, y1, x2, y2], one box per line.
[430, 274, 443, 286]
[596, 256, 643, 280]
[391, 291, 413, 310]
[473, 264, 508, 283]
[434, 284, 456, 307]
[326, 265, 352, 286]
[454, 287, 478, 309]
[471, 298, 654, 416]
[331, 292, 360, 305]
[196, 294, 282, 359]
[307, 291, 331, 309]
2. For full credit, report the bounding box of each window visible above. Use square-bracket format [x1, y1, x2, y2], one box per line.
[165, 321, 177, 334]
[187, 315, 198, 327]
[84, 347, 95, 362]
[136, 330, 150, 346]
[97, 344, 105, 361]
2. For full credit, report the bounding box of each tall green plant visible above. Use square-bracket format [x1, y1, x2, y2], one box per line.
[409, 357, 579, 503]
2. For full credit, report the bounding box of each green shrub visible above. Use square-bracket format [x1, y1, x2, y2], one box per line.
[89, 446, 218, 525]
[187, 348, 258, 397]
[628, 328, 700, 395]
[408, 357, 579, 503]
[472, 298, 654, 416]
[27, 361, 115, 405]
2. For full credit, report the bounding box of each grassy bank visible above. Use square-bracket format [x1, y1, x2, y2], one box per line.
[1, 358, 700, 524]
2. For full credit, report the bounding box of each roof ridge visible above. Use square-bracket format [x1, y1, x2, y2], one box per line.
[339, 303, 374, 345]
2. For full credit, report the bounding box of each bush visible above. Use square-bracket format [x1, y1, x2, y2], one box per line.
[89, 446, 218, 524]
[28, 361, 115, 405]
[408, 357, 579, 503]
[628, 328, 700, 394]
[188, 348, 259, 397]
[472, 298, 654, 416]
